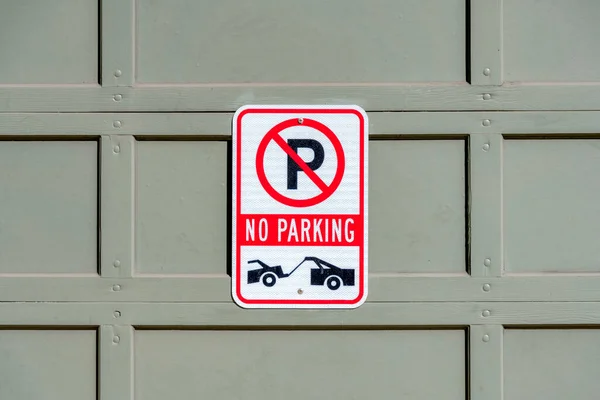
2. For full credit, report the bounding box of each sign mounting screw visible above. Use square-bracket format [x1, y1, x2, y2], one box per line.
[297, 118, 304, 124]
[297, 289, 304, 295]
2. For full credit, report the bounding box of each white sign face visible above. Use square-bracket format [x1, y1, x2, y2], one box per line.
[232, 105, 368, 309]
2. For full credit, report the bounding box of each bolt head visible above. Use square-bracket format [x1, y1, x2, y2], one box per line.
[113, 120, 122, 128]
[483, 68, 491, 76]
[482, 310, 491, 317]
[112, 284, 121, 292]
[482, 143, 490, 151]
[484, 258, 492, 267]
[297, 118, 304, 124]
[113, 94, 123, 102]
[113, 336, 120, 344]
[483, 93, 492, 100]
[297, 288, 304, 295]
[114, 70, 122, 78]
[483, 283, 491, 292]
[482, 334, 490, 342]
[113, 310, 121, 318]
[482, 119, 491, 127]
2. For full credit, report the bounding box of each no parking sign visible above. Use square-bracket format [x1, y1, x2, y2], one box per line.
[232, 105, 368, 309]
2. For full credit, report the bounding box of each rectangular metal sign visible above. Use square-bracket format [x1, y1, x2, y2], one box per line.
[232, 105, 368, 309]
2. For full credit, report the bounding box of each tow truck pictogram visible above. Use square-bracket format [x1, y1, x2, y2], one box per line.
[246, 256, 355, 290]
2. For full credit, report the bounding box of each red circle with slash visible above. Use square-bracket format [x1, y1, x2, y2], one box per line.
[255, 118, 345, 208]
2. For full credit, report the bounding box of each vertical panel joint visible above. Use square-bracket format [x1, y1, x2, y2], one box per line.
[101, 135, 135, 277]
[470, 0, 503, 85]
[99, 325, 134, 400]
[470, 325, 503, 400]
[469, 133, 503, 277]
[101, 0, 135, 86]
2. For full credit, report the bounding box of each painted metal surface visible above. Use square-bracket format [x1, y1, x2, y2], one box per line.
[136, 0, 465, 84]
[0, 0, 599, 399]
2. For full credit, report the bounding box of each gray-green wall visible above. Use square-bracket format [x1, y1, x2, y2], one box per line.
[1, 1, 599, 399]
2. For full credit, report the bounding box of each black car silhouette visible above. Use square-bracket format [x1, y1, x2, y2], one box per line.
[246, 256, 354, 290]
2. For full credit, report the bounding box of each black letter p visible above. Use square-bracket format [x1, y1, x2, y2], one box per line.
[287, 139, 325, 190]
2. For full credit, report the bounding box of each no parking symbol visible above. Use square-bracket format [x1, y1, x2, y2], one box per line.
[232, 105, 368, 309]
[256, 117, 345, 208]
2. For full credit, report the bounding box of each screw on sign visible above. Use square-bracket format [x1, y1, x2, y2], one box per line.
[232, 105, 369, 309]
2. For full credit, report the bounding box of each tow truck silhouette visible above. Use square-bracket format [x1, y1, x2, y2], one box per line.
[247, 256, 355, 290]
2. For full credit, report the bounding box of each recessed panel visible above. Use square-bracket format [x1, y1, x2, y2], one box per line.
[505, 329, 600, 400]
[503, 0, 600, 82]
[135, 329, 466, 400]
[0, 141, 97, 274]
[136, 0, 466, 84]
[0, 330, 96, 400]
[370, 140, 466, 273]
[135, 141, 227, 275]
[0, 0, 98, 84]
[504, 139, 600, 273]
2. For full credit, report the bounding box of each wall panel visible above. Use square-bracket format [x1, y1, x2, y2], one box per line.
[503, 0, 600, 82]
[0, 330, 96, 400]
[136, 0, 466, 84]
[0, 0, 98, 84]
[504, 329, 600, 400]
[370, 139, 466, 273]
[134, 329, 466, 400]
[0, 140, 98, 274]
[503, 138, 600, 273]
[135, 140, 228, 275]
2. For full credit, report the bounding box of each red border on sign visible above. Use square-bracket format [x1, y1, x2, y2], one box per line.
[255, 117, 345, 207]
[235, 108, 365, 305]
